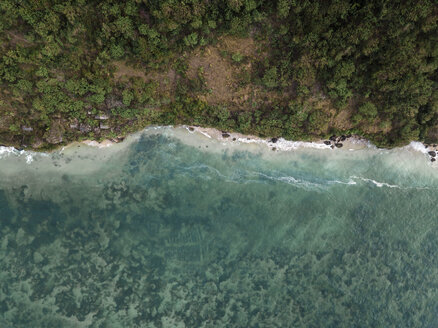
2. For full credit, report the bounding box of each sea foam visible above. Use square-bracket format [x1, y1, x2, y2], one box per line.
[407, 141, 429, 154]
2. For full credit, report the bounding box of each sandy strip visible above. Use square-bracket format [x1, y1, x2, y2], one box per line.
[185, 126, 372, 151]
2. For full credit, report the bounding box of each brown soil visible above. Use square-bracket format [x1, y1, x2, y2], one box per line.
[330, 108, 354, 130]
[186, 36, 272, 110]
[6, 31, 33, 47]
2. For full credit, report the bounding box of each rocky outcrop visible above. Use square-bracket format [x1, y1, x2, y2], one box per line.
[45, 121, 64, 144]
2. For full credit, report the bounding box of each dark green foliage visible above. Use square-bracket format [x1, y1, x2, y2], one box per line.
[0, 0, 437, 149]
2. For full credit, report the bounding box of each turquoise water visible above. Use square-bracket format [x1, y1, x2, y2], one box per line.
[1, 127, 438, 327]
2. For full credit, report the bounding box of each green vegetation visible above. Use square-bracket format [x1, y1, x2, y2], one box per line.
[0, 0, 437, 149]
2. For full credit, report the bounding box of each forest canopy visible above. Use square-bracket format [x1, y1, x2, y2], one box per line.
[0, 0, 437, 149]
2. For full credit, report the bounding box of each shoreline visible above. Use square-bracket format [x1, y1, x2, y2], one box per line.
[1, 125, 437, 164]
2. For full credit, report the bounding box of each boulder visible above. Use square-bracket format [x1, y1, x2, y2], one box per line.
[95, 114, 109, 120]
[335, 143, 343, 148]
[340, 135, 346, 141]
[31, 138, 44, 149]
[222, 133, 230, 138]
[431, 158, 436, 162]
[323, 141, 331, 145]
[329, 135, 337, 141]
[105, 95, 124, 109]
[270, 137, 278, 143]
[45, 121, 64, 144]
[428, 151, 436, 157]
[79, 124, 92, 133]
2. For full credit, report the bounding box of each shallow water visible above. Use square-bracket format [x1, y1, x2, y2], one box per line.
[1, 127, 438, 327]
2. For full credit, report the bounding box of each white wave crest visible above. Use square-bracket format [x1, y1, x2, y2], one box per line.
[328, 179, 357, 185]
[0, 146, 37, 165]
[351, 176, 400, 188]
[407, 141, 428, 154]
[237, 137, 331, 150]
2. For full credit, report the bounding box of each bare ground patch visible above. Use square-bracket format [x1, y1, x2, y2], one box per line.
[186, 36, 273, 110]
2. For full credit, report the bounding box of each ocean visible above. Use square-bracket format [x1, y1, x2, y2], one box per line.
[0, 127, 437, 327]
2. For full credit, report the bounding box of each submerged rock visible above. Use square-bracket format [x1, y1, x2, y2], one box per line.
[189, 127, 195, 131]
[222, 133, 230, 138]
[335, 143, 343, 148]
[324, 141, 331, 145]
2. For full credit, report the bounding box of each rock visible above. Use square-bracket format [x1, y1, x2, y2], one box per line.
[428, 151, 436, 157]
[69, 123, 78, 129]
[188, 127, 194, 131]
[272, 147, 276, 151]
[340, 135, 346, 141]
[31, 138, 44, 149]
[330, 145, 334, 149]
[323, 141, 331, 145]
[222, 133, 230, 138]
[270, 137, 278, 143]
[95, 114, 109, 120]
[45, 121, 64, 144]
[79, 124, 92, 133]
[21, 126, 33, 132]
[335, 143, 343, 148]
[105, 95, 124, 109]
[431, 158, 436, 162]
[329, 135, 337, 141]
[100, 123, 110, 130]
[232, 138, 236, 141]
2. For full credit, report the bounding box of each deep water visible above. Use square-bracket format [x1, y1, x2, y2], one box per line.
[1, 127, 438, 328]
